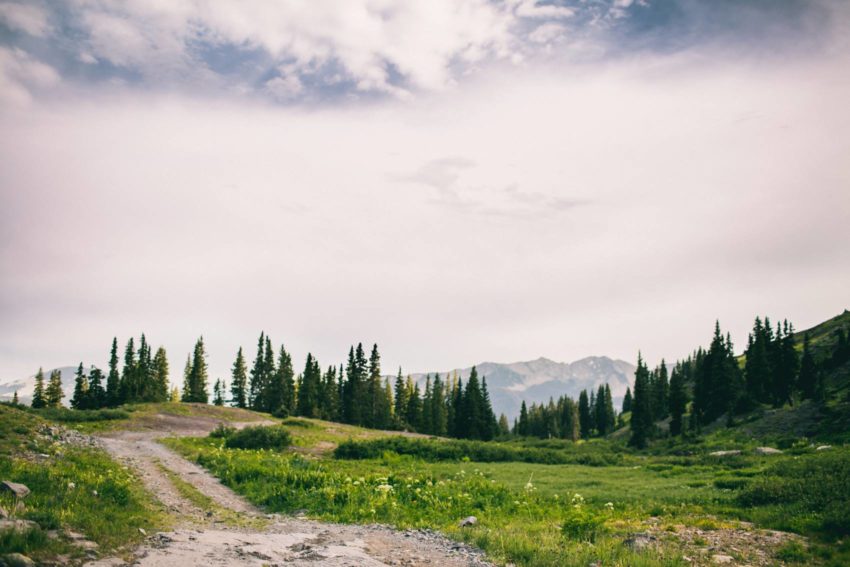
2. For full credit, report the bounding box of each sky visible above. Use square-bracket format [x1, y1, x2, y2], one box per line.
[1, 0, 849, 385]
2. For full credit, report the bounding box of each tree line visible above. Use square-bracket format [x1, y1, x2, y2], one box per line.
[512, 383, 617, 441]
[628, 317, 849, 448]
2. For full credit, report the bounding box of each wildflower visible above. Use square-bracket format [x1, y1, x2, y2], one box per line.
[67, 482, 76, 490]
[376, 484, 393, 494]
[605, 502, 614, 511]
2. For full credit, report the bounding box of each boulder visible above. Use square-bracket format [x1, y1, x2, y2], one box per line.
[458, 516, 477, 527]
[755, 447, 782, 455]
[0, 481, 30, 499]
[708, 450, 741, 457]
[624, 532, 656, 550]
[0, 553, 36, 567]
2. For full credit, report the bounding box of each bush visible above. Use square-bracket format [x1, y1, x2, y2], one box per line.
[32, 407, 130, 423]
[561, 508, 605, 542]
[224, 425, 292, 451]
[209, 423, 236, 438]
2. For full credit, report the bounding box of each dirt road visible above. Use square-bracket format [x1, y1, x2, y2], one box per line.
[86, 413, 493, 567]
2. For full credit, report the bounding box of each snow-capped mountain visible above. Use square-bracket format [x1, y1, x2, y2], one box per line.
[409, 356, 636, 421]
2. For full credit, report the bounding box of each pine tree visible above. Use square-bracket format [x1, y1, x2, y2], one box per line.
[797, 333, 817, 401]
[430, 373, 448, 436]
[267, 345, 293, 416]
[45, 369, 64, 408]
[296, 353, 321, 417]
[31, 368, 46, 409]
[668, 365, 687, 436]
[595, 385, 608, 436]
[744, 317, 771, 405]
[152, 347, 170, 402]
[517, 400, 529, 436]
[560, 397, 579, 441]
[774, 321, 799, 407]
[88, 367, 106, 409]
[629, 353, 652, 448]
[71, 363, 89, 410]
[136, 334, 152, 401]
[578, 390, 591, 439]
[106, 338, 121, 406]
[604, 384, 615, 433]
[406, 381, 422, 431]
[622, 387, 632, 413]
[481, 377, 497, 441]
[181, 355, 192, 402]
[498, 414, 510, 437]
[183, 337, 209, 403]
[120, 337, 137, 404]
[367, 344, 388, 429]
[213, 379, 225, 406]
[653, 360, 669, 420]
[343, 345, 367, 425]
[393, 368, 408, 428]
[12, 391, 19, 405]
[230, 347, 248, 408]
[248, 333, 266, 411]
[263, 335, 276, 410]
[450, 377, 463, 437]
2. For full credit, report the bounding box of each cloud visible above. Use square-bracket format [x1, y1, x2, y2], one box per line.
[0, 47, 59, 105]
[0, 2, 51, 37]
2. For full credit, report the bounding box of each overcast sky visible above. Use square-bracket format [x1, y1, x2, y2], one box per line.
[1, 0, 849, 385]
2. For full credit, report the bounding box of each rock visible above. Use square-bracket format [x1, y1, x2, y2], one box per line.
[816, 445, 832, 451]
[754, 447, 782, 455]
[73, 539, 99, 550]
[458, 516, 477, 527]
[0, 481, 30, 499]
[624, 533, 656, 550]
[138, 528, 147, 536]
[0, 519, 38, 533]
[711, 554, 734, 564]
[0, 553, 36, 567]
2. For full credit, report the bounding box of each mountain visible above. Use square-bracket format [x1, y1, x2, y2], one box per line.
[0, 366, 86, 406]
[408, 356, 636, 422]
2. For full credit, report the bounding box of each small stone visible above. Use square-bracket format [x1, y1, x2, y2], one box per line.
[709, 450, 741, 457]
[0, 553, 36, 567]
[712, 554, 734, 564]
[816, 445, 832, 451]
[754, 447, 782, 455]
[458, 516, 477, 527]
[0, 481, 30, 499]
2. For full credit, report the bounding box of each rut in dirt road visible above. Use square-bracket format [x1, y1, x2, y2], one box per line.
[86, 414, 494, 567]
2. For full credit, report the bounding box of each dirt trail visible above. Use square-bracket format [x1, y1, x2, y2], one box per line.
[86, 414, 492, 567]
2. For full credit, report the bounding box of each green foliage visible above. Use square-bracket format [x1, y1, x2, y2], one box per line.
[561, 505, 606, 542]
[30, 407, 130, 423]
[224, 424, 293, 450]
[209, 423, 237, 438]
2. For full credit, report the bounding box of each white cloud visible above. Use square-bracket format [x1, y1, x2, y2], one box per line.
[512, 0, 574, 19]
[529, 22, 565, 44]
[0, 47, 59, 105]
[265, 74, 303, 100]
[0, 2, 51, 37]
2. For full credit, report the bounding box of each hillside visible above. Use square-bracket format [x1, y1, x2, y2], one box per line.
[410, 356, 635, 421]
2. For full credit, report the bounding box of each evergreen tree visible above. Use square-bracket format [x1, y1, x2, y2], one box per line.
[88, 367, 106, 409]
[744, 317, 771, 405]
[213, 379, 225, 406]
[578, 390, 591, 439]
[120, 337, 136, 404]
[450, 377, 463, 437]
[629, 353, 652, 448]
[12, 391, 18, 405]
[267, 344, 294, 416]
[773, 321, 799, 407]
[798, 333, 818, 400]
[296, 353, 321, 417]
[183, 337, 209, 403]
[604, 384, 616, 433]
[248, 333, 266, 411]
[181, 355, 192, 402]
[393, 368, 408, 429]
[406, 381, 422, 431]
[653, 360, 669, 420]
[481, 377, 498, 441]
[45, 369, 64, 408]
[560, 397, 579, 441]
[318, 365, 340, 420]
[430, 373, 448, 436]
[517, 400, 529, 437]
[230, 347, 248, 408]
[152, 347, 170, 402]
[71, 363, 89, 410]
[668, 365, 687, 436]
[31, 368, 46, 409]
[106, 338, 121, 406]
[498, 414, 510, 437]
[421, 375, 433, 434]
[343, 345, 367, 425]
[594, 385, 608, 436]
[136, 334, 152, 401]
[622, 387, 632, 414]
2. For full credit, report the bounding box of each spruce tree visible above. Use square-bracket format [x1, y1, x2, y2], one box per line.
[320, 366, 340, 421]
[604, 384, 615, 433]
[152, 347, 170, 402]
[653, 360, 669, 420]
[181, 355, 192, 402]
[213, 379, 225, 406]
[88, 367, 106, 409]
[421, 375, 433, 434]
[622, 387, 632, 414]
[393, 368, 408, 428]
[106, 338, 121, 406]
[498, 414, 510, 437]
[594, 385, 608, 435]
[430, 373, 447, 436]
[230, 347, 248, 408]
[481, 377, 497, 441]
[248, 333, 266, 411]
[12, 391, 19, 405]
[629, 354, 652, 448]
[183, 337, 209, 403]
[120, 337, 136, 404]
[31, 367, 46, 409]
[797, 333, 817, 401]
[560, 397, 579, 441]
[406, 381, 422, 431]
[578, 390, 591, 439]
[71, 363, 89, 410]
[668, 366, 687, 436]
[266, 345, 293, 416]
[450, 377, 463, 437]
[296, 353, 321, 417]
[517, 400, 529, 437]
[45, 369, 64, 408]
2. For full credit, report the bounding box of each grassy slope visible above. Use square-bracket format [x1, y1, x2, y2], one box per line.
[0, 405, 166, 563]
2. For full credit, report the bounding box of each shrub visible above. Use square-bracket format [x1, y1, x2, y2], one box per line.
[224, 425, 292, 451]
[209, 423, 236, 439]
[561, 508, 605, 542]
[33, 407, 130, 423]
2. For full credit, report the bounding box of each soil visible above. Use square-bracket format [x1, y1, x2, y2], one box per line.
[85, 413, 494, 567]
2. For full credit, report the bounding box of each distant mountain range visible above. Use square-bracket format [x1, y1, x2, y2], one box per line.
[2, 356, 637, 421]
[408, 356, 636, 422]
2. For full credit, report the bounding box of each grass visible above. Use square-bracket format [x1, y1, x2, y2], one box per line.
[0, 405, 166, 563]
[161, 416, 850, 567]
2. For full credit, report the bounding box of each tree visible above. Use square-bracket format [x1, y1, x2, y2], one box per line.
[31, 368, 46, 409]
[744, 317, 771, 405]
[267, 345, 294, 416]
[71, 363, 89, 410]
[517, 400, 529, 437]
[430, 373, 447, 436]
[106, 338, 121, 406]
[248, 333, 266, 411]
[182, 337, 209, 403]
[668, 365, 687, 436]
[393, 368, 408, 428]
[296, 353, 321, 418]
[88, 367, 106, 409]
[45, 369, 64, 408]
[120, 337, 137, 404]
[11, 391, 18, 405]
[213, 379, 225, 406]
[498, 413, 510, 436]
[230, 347, 248, 408]
[406, 380, 422, 431]
[152, 347, 170, 402]
[797, 333, 818, 401]
[653, 360, 669, 420]
[629, 353, 652, 448]
[560, 397, 579, 441]
[578, 390, 591, 439]
[622, 387, 632, 414]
